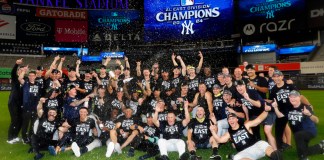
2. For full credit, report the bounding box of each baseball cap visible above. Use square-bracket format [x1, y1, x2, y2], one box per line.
[51, 69, 59, 74]
[116, 87, 124, 92]
[85, 70, 91, 74]
[227, 113, 238, 119]
[37, 66, 43, 71]
[115, 66, 121, 70]
[289, 90, 300, 97]
[234, 80, 246, 86]
[245, 64, 255, 70]
[213, 84, 221, 89]
[66, 85, 76, 93]
[223, 90, 232, 96]
[161, 68, 170, 73]
[217, 72, 224, 77]
[273, 70, 283, 76]
[146, 112, 154, 118]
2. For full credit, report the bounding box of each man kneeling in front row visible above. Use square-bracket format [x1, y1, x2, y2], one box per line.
[210, 108, 282, 160]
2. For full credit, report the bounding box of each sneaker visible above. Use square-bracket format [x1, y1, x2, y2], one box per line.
[281, 143, 292, 150]
[48, 146, 56, 156]
[209, 154, 221, 160]
[180, 152, 190, 160]
[139, 154, 153, 160]
[6, 139, 17, 144]
[320, 140, 324, 154]
[34, 153, 44, 160]
[23, 138, 30, 145]
[13, 137, 20, 143]
[28, 147, 34, 153]
[155, 155, 169, 160]
[114, 143, 122, 154]
[71, 142, 81, 157]
[106, 142, 114, 158]
[127, 147, 135, 157]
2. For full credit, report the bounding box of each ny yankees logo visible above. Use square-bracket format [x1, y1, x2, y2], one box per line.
[266, 10, 275, 19]
[181, 20, 194, 35]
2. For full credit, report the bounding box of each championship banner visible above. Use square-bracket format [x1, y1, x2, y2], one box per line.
[144, 0, 234, 42]
[17, 16, 54, 42]
[36, 7, 88, 20]
[307, 0, 324, 29]
[239, 0, 306, 36]
[88, 10, 141, 42]
[55, 20, 88, 42]
[0, 14, 16, 39]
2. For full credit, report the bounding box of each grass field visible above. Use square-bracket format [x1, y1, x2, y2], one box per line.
[0, 90, 324, 160]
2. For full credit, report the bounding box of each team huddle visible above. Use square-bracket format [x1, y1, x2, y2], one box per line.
[7, 52, 324, 160]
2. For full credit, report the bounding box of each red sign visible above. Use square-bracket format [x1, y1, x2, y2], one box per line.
[239, 62, 301, 72]
[36, 8, 87, 20]
[55, 20, 88, 42]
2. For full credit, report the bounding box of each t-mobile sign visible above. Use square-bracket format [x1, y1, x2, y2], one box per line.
[55, 20, 88, 42]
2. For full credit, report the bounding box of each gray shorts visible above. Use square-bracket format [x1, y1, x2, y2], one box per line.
[234, 140, 270, 160]
[262, 111, 276, 126]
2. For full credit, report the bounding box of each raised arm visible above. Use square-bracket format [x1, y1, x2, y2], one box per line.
[245, 111, 268, 129]
[18, 67, 27, 85]
[12, 58, 23, 80]
[124, 56, 130, 69]
[242, 92, 261, 108]
[177, 56, 187, 76]
[209, 125, 231, 143]
[196, 51, 203, 74]
[153, 104, 162, 128]
[57, 56, 65, 73]
[205, 92, 214, 114]
[302, 105, 319, 124]
[37, 98, 47, 118]
[182, 100, 191, 126]
[136, 61, 141, 77]
[171, 53, 178, 66]
[103, 57, 111, 67]
[75, 59, 81, 78]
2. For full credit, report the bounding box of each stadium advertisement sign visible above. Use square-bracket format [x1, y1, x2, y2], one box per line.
[144, 0, 234, 42]
[239, 0, 306, 36]
[17, 17, 54, 42]
[0, 14, 16, 39]
[36, 7, 88, 20]
[55, 20, 88, 42]
[307, 0, 324, 29]
[239, 62, 300, 72]
[301, 61, 324, 74]
[0, 68, 11, 78]
[242, 44, 276, 53]
[88, 10, 141, 42]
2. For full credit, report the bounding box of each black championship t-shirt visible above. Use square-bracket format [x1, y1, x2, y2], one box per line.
[269, 83, 297, 115]
[228, 124, 258, 152]
[160, 121, 185, 140]
[116, 116, 141, 132]
[35, 117, 59, 140]
[188, 118, 211, 143]
[73, 118, 96, 141]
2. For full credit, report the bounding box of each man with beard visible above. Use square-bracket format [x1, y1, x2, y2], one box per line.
[7, 58, 23, 144]
[153, 100, 191, 160]
[31, 98, 60, 160]
[42, 88, 62, 121]
[187, 106, 219, 160]
[209, 111, 282, 160]
[201, 65, 217, 93]
[158, 68, 175, 107]
[106, 108, 142, 158]
[245, 64, 268, 99]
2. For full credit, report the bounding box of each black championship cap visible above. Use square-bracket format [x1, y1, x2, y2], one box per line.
[227, 113, 238, 119]
[245, 64, 255, 70]
[234, 80, 246, 86]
